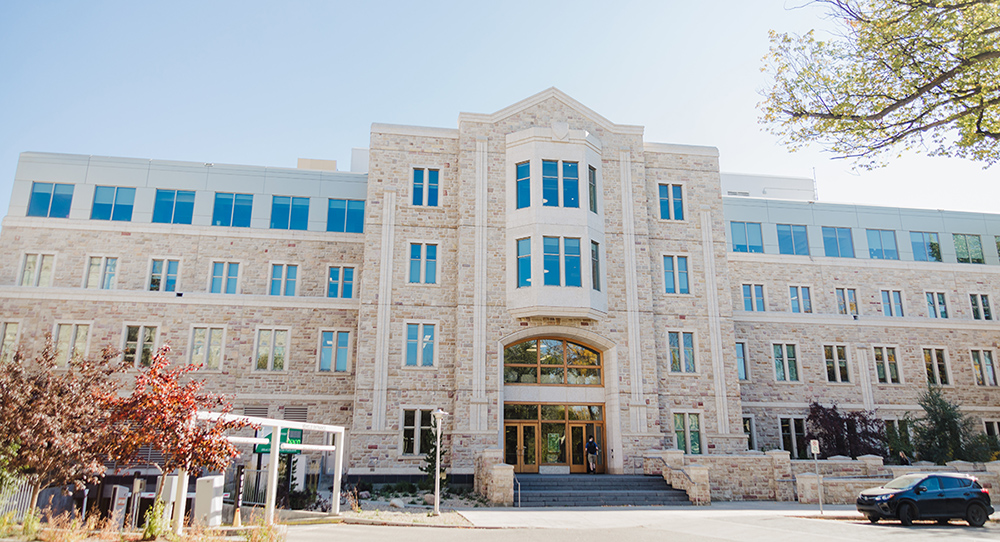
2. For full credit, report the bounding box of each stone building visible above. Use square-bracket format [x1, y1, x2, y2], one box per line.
[0, 89, 997, 482]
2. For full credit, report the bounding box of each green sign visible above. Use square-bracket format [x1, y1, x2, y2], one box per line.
[254, 428, 302, 455]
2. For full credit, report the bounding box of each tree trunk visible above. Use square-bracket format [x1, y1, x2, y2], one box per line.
[172, 467, 188, 536]
[28, 479, 41, 518]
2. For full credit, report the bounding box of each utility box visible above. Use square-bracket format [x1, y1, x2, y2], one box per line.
[158, 475, 178, 522]
[109, 486, 130, 529]
[194, 476, 224, 527]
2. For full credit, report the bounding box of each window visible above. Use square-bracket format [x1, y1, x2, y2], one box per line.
[270, 196, 309, 230]
[412, 168, 440, 207]
[970, 293, 992, 320]
[910, 231, 941, 262]
[926, 292, 948, 318]
[673, 412, 702, 454]
[91, 186, 135, 221]
[742, 284, 765, 311]
[210, 262, 239, 294]
[516, 238, 531, 288]
[777, 224, 809, 255]
[731, 222, 763, 253]
[255, 328, 288, 371]
[866, 229, 898, 260]
[874, 346, 900, 384]
[515, 162, 530, 209]
[402, 409, 435, 455]
[564, 238, 581, 287]
[0, 322, 18, 364]
[668, 331, 696, 373]
[152, 189, 195, 224]
[190, 327, 223, 370]
[541, 237, 580, 287]
[881, 290, 904, 317]
[408, 243, 437, 284]
[405, 323, 435, 367]
[541, 160, 578, 208]
[773, 344, 799, 382]
[781, 417, 808, 459]
[327, 266, 355, 298]
[923, 347, 949, 385]
[327, 199, 365, 233]
[789, 286, 812, 313]
[954, 233, 985, 264]
[658, 184, 684, 220]
[320, 330, 350, 372]
[824, 344, 850, 383]
[885, 419, 911, 447]
[54, 323, 89, 366]
[212, 193, 252, 227]
[85, 257, 117, 289]
[822, 226, 854, 258]
[736, 343, 748, 380]
[543, 237, 560, 286]
[588, 166, 597, 213]
[971, 349, 997, 386]
[503, 338, 601, 385]
[997, 236, 1000, 260]
[20, 254, 54, 287]
[149, 259, 179, 292]
[124, 325, 157, 367]
[664, 256, 689, 294]
[742, 416, 756, 450]
[836, 288, 858, 316]
[590, 241, 600, 291]
[270, 264, 297, 296]
[986, 421, 1000, 443]
[27, 182, 73, 218]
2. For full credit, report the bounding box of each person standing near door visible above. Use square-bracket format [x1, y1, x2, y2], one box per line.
[585, 436, 599, 474]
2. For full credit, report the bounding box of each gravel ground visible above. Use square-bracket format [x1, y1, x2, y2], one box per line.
[339, 495, 488, 527]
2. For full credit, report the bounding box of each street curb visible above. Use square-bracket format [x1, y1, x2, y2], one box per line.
[341, 517, 490, 529]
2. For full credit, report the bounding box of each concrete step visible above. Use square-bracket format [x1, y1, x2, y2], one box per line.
[512, 474, 690, 507]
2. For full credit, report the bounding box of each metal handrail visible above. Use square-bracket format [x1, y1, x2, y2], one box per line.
[513, 473, 521, 508]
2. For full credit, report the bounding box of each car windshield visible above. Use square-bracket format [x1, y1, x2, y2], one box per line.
[883, 474, 925, 489]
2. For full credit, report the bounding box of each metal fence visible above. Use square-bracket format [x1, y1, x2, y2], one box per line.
[223, 468, 268, 506]
[0, 477, 34, 522]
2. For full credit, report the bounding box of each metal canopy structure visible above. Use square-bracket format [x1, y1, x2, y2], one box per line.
[197, 411, 346, 524]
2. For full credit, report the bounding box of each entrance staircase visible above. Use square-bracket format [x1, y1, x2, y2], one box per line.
[513, 474, 690, 507]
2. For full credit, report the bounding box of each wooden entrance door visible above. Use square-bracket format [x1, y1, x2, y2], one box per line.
[503, 422, 539, 473]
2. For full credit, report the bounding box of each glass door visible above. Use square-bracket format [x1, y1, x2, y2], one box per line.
[503, 423, 538, 473]
[568, 422, 605, 473]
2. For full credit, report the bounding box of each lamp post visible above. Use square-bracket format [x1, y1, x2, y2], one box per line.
[432, 408, 448, 516]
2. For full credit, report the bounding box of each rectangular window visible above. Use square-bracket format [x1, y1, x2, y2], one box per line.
[970, 293, 992, 320]
[27, 182, 73, 218]
[149, 259, 179, 292]
[517, 238, 531, 288]
[270, 196, 309, 230]
[85, 256, 117, 289]
[327, 199, 365, 233]
[789, 286, 812, 313]
[836, 288, 858, 315]
[773, 343, 798, 382]
[542, 160, 559, 207]
[673, 412, 701, 454]
[327, 266, 355, 298]
[564, 238, 581, 287]
[0, 322, 18, 364]
[543, 236, 561, 286]
[743, 416, 756, 450]
[824, 344, 850, 383]
[412, 168, 440, 207]
[255, 328, 288, 371]
[20, 254, 54, 287]
[152, 189, 195, 224]
[742, 284, 765, 311]
[539, 160, 578, 208]
[881, 290, 904, 317]
[91, 186, 135, 221]
[590, 241, 600, 292]
[780, 417, 808, 459]
[588, 166, 597, 213]
[822, 226, 854, 258]
[516, 162, 530, 209]
[866, 229, 899, 260]
[402, 409, 435, 455]
[777, 224, 809, 255]
[986, 421, 1000, 443]
[971, 349, 997, 386]
[923, 347, 949, 385]
[190, 327, 223, 370]
[212, 193, 253, 227]
[408, 243, 437, 284]
[562, 162, 579, 208]
[210, 262, 239, 294]
[405, 323, 435, 367]
[664, 256, 690, 295]
[54, 323, 89, 367]
[910, 231, 941, 262]
[124, 325, 157, 367]
[320, 330, 350, 372]
[270, 264, 298, 296]
[668, 331, 696, 373]
[659, 184, 684, 220]
[731, 222, 763, 253]
[736, 342, 748, 381]
[926, 292, 948, 318]
[954, 233, 985, 264]
[874, 346, 900, 384]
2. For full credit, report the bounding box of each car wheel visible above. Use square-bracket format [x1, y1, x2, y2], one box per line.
[966, 503, 988, 528]
[866, 514, 879, 524]
[898, 503, 914, 526]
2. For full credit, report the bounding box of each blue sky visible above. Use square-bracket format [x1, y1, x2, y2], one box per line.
[1, 0, 996, 220]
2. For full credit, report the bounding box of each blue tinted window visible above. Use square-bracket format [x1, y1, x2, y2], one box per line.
[659, 185, 670, 219]
[562, 162, 579, 208]
[672, 185, 684, 220]
[412, 169, 424, 206]
[320, 331, 334, 371]
[111, 188, 134, 221]
[27, 183, 53, 217]
[425, 245, 437, 284]
[427, 169, 439, 207]
[910, 231, 940, 262]
[91, 186, 115, 220]
[517, 238, 531, 288]
[232, 194, 252, 227]
[516, 162, 530, 209]
[152, 190, 175, 223]
[271, 196, 308, 229]
[867, 229, 898, 260]
[327, 199, 365, 233]
[27, 182, 74, 218]
[336, 331, 349, 371]
[289, 197, 309, 230]
[409, 244, 422, 283]
[174, 191, 194, 224]
[777, 224, 809, 255]
[664, 256, 675, 294]
[346, 200, 364, 233]
[822, 227, 855, 257]
[564, 238, 581, 287]
[49, 184, 74, 218]
[543, 236, 560, 286]
[342, 268, 354, 298]
[213, 193, 234, 226]
[677, 256, 689, 294]
[542, 160, 558, 207]
[406, 323, 419, 366]
[731, 222, 763, 253]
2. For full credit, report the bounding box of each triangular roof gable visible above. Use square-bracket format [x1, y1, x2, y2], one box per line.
[457, 87, 644, 135]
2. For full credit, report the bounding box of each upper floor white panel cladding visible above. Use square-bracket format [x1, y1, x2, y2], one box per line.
[504, 124, 607, 319]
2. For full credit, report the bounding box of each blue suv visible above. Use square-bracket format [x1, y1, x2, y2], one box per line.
[856, 472, 993, 526]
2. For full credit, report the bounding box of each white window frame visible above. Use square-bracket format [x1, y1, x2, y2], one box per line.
[53, 321, 91, 367]
[148, 257, 181, 292]
[20, 253, 56, 287]
[317, 329, 352, 373]
[742, 284, 766, 312]
[873, 345, 902, 384]
[657, 183, 685, 221]
[408, 241, 438, 285]
[411, 166, 442, 207]
[122, 323, 159, 368]
[789, 285, 813, 314]
[209, 260, 242, 294]
[671, 410, 703, 454]
[326, 265, 356, 299]
[985, 420, 1000, 441]
[189, 325, 226, 371]
[399, 406, 438, 456]
[269, 262, 298, 296]
[970, 348, 998, 387]
[253, 327, 291, 371]
[742, 414, 757, 451]
[540, 159, 581, 208]
[924, 291, 948, 319]
[662, 253, 691, 295]
[666, 330, 698, 374]
[969, 293, 993, 321]
[771, 342, 800, 382]
[0, 321, 21, 364]
[922, 346, 950, 386]
[823, 344, 851, 383]
[736, 342, 749, 381]
[880, 289, 905, 317]
[835, 287, 859, 316]
[403, 321, 438, 368]
[780, 416, 809, 459]
[84, 255, 118, 290]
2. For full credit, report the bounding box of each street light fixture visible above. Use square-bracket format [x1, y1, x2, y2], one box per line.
[432, 408, 448, 516]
